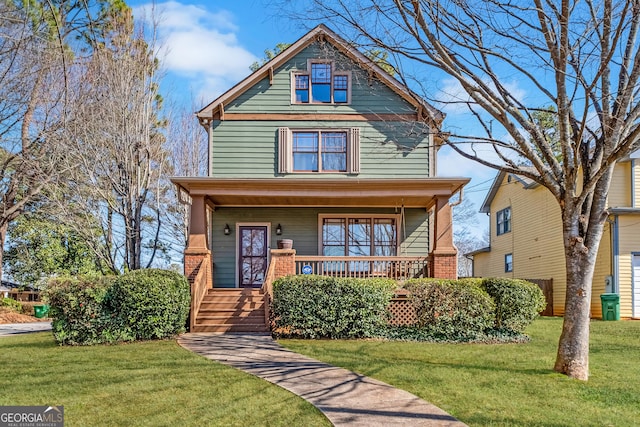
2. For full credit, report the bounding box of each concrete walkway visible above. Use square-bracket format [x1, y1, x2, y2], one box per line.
[0, 321, 52, 336]
[178, 333, 467, 427]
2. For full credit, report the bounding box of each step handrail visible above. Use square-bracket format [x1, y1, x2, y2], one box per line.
[190, 260, 210, 332]
[261, 258, 277, 330]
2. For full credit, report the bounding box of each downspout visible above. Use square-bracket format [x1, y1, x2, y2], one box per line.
[450, 187, 464, 207]
[612, 215, 620, 294]
[632, 159, 636, 208]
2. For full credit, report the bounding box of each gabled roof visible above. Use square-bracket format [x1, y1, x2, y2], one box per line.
[480, 168, 539, 213]
[196, 24, 443, 125]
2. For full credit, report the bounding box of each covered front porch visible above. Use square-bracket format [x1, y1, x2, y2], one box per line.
[173, 177, 468, 331]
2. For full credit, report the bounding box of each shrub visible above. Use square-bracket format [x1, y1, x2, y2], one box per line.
[402, 279, 495, 340]
[107, 269, 190, 340]
[272, 275, 396, 339]
[1, 297, 22, 312]
[481, 278, 546, 333]
[20, 301, 38, 316]
[43, 275, 123, 345]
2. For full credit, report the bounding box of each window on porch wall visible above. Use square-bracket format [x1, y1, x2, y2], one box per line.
[321, 217, 397, 274]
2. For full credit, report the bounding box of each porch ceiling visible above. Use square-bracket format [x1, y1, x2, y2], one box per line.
[171, 177, 470, 209]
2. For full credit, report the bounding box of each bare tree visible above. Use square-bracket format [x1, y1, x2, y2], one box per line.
[0, 0, 116, 280]
[61, 6, 171, 272]
[287, 0, 640, 380]
[453, 197, 487, 277]
[165, 99, 208, 251]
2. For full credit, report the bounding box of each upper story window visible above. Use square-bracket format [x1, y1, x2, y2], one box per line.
[293, 131, 347, 172]
[496, 207, 511, 235]
[293, 61, 351, 104]
[279, 127, 360, 174]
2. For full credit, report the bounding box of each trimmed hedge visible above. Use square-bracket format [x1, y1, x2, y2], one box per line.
[108, 269, 190, 340]
[272, 275, 396, 339]
[481, 278, 546, 333]
[43, 269, 190, 345]
[44, 275, 123, 345]
[271, 275, 545, 342]
[403, 279, 495, 340]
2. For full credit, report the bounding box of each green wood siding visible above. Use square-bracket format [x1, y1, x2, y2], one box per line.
[211, 119, 430, 178]
[226, 43, 416, 115]
[210, 207, 429, 287]
[209, 41, 432, 178]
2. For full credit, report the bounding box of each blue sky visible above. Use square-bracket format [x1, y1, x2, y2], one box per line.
[129, 0, 493, 236]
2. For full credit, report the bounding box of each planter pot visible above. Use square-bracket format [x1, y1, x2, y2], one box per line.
[277, 239, 293, 249]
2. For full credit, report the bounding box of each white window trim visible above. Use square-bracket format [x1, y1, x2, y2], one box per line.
[290, 60, 352, 105]
[278, 127, 360, 174]
[317, 214, 400, 255]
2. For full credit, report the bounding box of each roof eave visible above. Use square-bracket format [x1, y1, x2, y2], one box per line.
[196, 24, 443, 124]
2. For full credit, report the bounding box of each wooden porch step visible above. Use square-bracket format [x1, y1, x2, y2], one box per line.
[193, 287, 268, 334]
[191, 324, 269, 333]
[196, 315, 265, 325]
[198, 308, 265, 316]
[200, 301, 265, 310]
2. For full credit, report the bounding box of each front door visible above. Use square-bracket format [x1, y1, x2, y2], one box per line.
[238, 225, 268, 287]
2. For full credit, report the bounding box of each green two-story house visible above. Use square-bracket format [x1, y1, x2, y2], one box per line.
[173, 25, 469, 332]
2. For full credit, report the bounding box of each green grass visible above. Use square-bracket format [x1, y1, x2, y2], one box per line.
[279, 317, 640, 426]
[0, 333, 330, 427]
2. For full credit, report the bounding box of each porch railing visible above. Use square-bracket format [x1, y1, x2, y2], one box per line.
[190, 259, 210, 332]
[294, 256, 430, 281]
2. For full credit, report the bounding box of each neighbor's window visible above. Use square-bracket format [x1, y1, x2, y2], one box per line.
[496, 207, 511, 235]
[293, 61, 350, 104]
[505, 253, 513, 272]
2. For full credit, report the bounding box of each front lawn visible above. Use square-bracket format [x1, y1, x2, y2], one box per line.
[280, 317, 640, 426]
[0, 333, 330, 427]
[3, 319, 637, 426]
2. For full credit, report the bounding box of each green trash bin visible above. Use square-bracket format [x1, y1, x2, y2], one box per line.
[600, 293, 620, 321]
[33, 304, 50, 319]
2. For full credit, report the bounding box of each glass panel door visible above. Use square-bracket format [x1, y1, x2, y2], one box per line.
[238, 226, 267, 287]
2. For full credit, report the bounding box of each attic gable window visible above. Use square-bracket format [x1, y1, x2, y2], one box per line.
[292, 61, 351, 104]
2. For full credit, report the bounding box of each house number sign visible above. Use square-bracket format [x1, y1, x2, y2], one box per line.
[302, 265, 313, 275]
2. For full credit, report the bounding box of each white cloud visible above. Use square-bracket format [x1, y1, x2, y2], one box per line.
[437, 145, 495, 180]
[133, 1, 258, 101]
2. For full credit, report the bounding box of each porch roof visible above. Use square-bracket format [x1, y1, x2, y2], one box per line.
[171, 177, 470, 209]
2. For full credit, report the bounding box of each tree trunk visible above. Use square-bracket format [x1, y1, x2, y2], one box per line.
[554, 250, 593, 380]
[554, 201, 607, 380]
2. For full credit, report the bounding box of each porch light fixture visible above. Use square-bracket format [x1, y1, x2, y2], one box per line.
[275, 224, 282, 235]
[224, 224, 231, 235]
